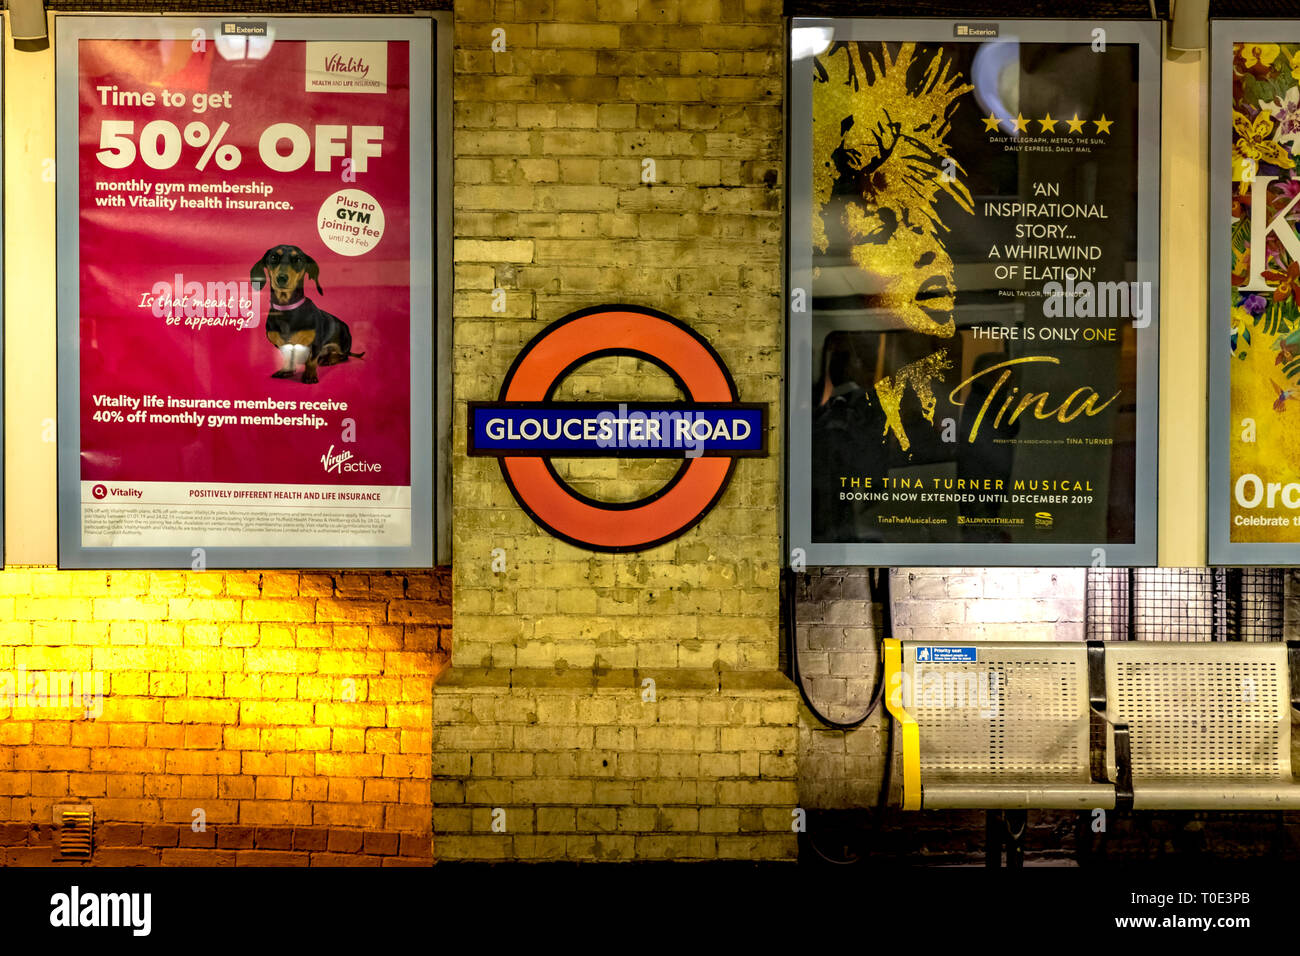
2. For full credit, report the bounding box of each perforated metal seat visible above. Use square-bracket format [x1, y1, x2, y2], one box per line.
[886, 640, 1115, 810]
[1105, 643, 1300, 809]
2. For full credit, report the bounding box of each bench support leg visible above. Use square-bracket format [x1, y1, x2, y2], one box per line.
[985, 811, 1027, 867]
[1004, 810, 1026, 868]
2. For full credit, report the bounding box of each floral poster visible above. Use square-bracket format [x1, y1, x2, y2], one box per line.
[1227, 41, 1300, 542]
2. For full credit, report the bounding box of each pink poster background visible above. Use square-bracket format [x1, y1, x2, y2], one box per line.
[78, 38, 412, 485]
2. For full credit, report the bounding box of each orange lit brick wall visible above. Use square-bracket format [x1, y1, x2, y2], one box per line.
[0, 566, 449, 866]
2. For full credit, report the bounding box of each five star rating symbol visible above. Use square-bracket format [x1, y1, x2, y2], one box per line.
[982, 111, 1115, 135]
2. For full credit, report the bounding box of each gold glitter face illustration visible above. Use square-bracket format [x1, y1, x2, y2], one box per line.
[812, 41, 973, 338]
[873, 348, 953, 452]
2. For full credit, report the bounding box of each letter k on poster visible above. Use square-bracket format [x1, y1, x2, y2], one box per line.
[55, 17, 435, 569]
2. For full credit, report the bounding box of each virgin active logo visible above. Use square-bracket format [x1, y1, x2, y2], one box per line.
[468, 305, 768, 552]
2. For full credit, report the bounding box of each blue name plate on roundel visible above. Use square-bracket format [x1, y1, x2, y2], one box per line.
[468, 402, 767, 458]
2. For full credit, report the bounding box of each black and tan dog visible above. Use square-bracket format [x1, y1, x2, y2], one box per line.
[249, 245, 363, 384]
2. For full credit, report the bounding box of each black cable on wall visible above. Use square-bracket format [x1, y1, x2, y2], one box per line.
[784, 567, 889, 731]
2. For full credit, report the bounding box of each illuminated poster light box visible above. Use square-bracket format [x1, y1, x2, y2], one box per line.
[1208, 23, 1300, 565]
[54, 15, 444, 570]
[787, 17, 1161, 567]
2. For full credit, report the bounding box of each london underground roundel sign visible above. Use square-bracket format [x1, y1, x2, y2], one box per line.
[468, 305, 767, 552]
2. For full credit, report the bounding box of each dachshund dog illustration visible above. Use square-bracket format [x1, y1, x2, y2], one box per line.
[249, 245, 363, 384]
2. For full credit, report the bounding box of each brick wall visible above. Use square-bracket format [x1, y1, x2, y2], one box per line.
[432, 671, 796, 861]
[793, 568, 888, 810]
[0, 566, 449, 866]
[889, 567, 1086, 643]
[441, 0, 799, 861]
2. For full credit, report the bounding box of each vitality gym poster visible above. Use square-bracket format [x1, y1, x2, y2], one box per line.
[55, 17, 434, 568]
[1210, 24, 1300, 564]
[787, 19, 1160, 566]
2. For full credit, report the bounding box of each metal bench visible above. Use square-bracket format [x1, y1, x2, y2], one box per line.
[884, 638, 1300, 814]
[1105, 642, 1300, 809]
[883, 639, 1118, 811]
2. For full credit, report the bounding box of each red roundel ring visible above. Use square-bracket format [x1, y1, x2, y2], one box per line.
[496, 305, 740, 552]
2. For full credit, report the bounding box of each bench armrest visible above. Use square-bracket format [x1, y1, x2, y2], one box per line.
[883, 639, 920, 811]
[1088, 641, 1131, 809]
[1089, 704, 1133, 810]
[1287, 642, 1300, 712]
[1112, 721, 1133, 809]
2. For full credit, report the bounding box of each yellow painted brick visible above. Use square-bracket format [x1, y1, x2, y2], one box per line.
[170, 648, 244, 671]
[14, 646, 92, 670]
[260, 572, 300, 597]
[255, 776, 292, 800]
[296, 727, 331, 750]
[291, 778, 328, 801]
[242, 600, 315, 623]
[260, 675, 297, 699]
[381, 754, 426, 778]
[108, 724, 148, 749]
[315, 753, 383, 777]
[317, 650, 384, 675]
[148, 673, 186, 697]
[326, 778, 363, 803]
[183, 725, 223, 749]
[538, 22, 622, 47]
[169, 598, 241, 621]
[162, 798, 237, 824]
[397, 729, 430, 754]
[316, 702, 387, 727]
[0, 624, 32, 647]
[294, 624, 337, 648]
[19, 598, 93, 621]
[220, 623, 261, 646]
[239, 802, 313, 827]
[71, 623, 109, 644]
[187, 673, 224, 698]
[180, 776, 217, 799]
[332, 728, 366, 752]
[223, 727, 260, 750]
[244, 649, 316, 673]
[363, 778, 400, 803]
[315, 599, 387, 624]
[0, 570, 32, 595]
[239, 701, 313, 725]
[184, 572, 227, 596]
[92, 597, 169, 620]
[162, 700, 240, 724]
[241, 752, 285, 776]
[223, 674, 259, 698]
[103, 571, 149, 594]
[147, 572, 189, 596]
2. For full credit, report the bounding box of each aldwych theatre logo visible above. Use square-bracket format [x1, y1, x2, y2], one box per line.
[468, 305, 768, 552]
